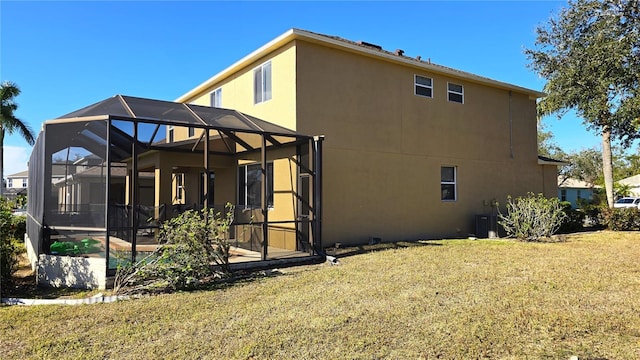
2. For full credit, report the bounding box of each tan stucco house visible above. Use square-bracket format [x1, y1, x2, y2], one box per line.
[175, 28, 560, 245]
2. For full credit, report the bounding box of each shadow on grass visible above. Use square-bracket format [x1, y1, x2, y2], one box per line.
[327, 240, 442, 259]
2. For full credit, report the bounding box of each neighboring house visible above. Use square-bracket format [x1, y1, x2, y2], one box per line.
[618, 174, 640, 197]
[176, 28, 561, 244]
[558, 177, 594, 208]
[4, 165, 69, 201]
[6, 170, 29, 190]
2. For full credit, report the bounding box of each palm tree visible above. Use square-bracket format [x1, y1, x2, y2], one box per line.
[0, 81, 35, 198]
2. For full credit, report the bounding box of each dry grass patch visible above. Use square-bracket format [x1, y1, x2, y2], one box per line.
[2, 231, 640, 359]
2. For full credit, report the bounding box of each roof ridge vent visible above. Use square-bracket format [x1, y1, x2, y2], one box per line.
[395, 49, 404, 56]
[357, 40, 382, 50]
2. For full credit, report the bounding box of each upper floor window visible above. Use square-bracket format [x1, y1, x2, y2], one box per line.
[414, 75, 433, 98]
[188, 127, 195, 138]
[441, 166, 457, 201]
[238, 162, 274, 208]
[561, 189, 567, 201]
[22, 179, 27, 188]
[168, 125, 174, 143]
[448, 83, 464, 103]
[7, 179, 13, 188]
[210, 87, 222, 107]
[254, 61, 272, 104]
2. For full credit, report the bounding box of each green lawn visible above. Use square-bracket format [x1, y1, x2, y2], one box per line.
[2, 231, 640, 359]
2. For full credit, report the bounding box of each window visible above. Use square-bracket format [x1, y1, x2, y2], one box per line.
[577, 190, 582, 200]
[441, 166, 457, 201]
[210, 87, 222, 107]
[174, 173, 184, 202]
[253, 61, 272, 104]
[7, 179, 12, 188]
[22, 179, 27, 188]
[238, 162, 274, 208]
[188, 127, 195, 137]
[168, 125, 174, 143]
[414, 75, 433, 98]
[447, 82, 464, 103]
[561, 189, 567, 201]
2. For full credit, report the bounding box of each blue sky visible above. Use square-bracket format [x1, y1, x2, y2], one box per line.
[0, 1, 607, 176]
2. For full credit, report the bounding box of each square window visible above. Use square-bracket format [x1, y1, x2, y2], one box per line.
[447, 82, 464, 103]
[414, 75, 433, 98]
[441, 166, 457, 201]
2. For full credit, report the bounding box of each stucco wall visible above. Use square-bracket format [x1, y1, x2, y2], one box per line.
[295, 41, 548, 243]
[177, 37, 556, 245]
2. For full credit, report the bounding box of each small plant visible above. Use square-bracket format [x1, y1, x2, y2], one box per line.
[114, 204, 235, 295]
[498, 193, 567, 241]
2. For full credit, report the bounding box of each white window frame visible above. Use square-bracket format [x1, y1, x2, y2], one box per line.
[253, 61, 272, 104]
[22, 179, 27, 188]
[7, 179, 13, 188]
[210, 87, 222, 107]
[447, 82, 464, 104]
[441, 166, 457, 202]
[168, 125, 174, 143]
[175, 173, 184, 202]
[188, 127, 195, 138]
[414, 75, 433, 98]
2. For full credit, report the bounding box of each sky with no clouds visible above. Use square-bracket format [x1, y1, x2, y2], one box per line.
[0, 1, 615, 176]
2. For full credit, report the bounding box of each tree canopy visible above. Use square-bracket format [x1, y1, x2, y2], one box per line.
[526, 0, 640, 207]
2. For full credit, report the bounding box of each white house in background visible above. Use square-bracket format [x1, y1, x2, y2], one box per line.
[6, 170, 29, 189]
[618, 174, 640, 197]
[558, 177, 595, 208]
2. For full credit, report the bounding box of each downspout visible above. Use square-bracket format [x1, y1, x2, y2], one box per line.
[509, 91, 514, 159]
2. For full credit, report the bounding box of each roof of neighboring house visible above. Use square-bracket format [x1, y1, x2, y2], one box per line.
[6, 170, 28, 178]
[558, 176, 595, 189]
[618, 174, 640, 187]
[177, 28, 546, 103]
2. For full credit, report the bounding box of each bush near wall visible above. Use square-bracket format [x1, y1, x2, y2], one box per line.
[498, 193, 566, 241]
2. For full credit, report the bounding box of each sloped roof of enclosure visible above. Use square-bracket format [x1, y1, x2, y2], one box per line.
[50, 95, 303, 137]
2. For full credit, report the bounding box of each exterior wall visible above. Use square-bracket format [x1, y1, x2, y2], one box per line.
[190, 43, 299, 226]
[6, 175, 28, 189]
[37, 254, 107, 289]
[295, 41, 547, 244]
[178, 36, 556, 246]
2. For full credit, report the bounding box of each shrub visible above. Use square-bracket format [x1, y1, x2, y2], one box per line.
[1, 200, 22, 289]
[558, 201, 586, 233]
[114, 204, 235, 295]
[498, 193, 567, 241]
[600, 207, 640, 231]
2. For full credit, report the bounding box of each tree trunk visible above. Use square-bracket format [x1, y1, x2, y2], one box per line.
[602, 126, 615, 208]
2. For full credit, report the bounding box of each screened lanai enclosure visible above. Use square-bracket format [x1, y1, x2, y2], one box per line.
[25, 95, 323, 289]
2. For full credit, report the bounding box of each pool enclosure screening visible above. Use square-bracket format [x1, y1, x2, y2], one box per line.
[25, 95, 323, 288]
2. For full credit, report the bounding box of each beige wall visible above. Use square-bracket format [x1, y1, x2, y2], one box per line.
[295, 41, 552, 243]
[178, 38, 558, 246]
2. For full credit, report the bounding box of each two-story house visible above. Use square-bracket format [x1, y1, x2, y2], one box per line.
[175, 28, 559, 245]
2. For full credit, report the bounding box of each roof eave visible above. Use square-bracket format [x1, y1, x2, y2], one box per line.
[176, 28, 545, 103]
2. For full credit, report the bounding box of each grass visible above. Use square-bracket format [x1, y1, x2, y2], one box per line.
[2, 231, 640, 359]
